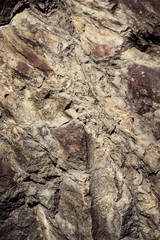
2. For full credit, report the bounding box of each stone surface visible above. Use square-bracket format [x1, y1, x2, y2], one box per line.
[0, 0, 160, 240]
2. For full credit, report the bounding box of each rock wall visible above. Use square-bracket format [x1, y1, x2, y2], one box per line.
[0, 1, 160, 239]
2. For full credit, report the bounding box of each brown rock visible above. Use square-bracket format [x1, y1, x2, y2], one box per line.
[127, 64, 160, 114]
[55, 121, 89, 170]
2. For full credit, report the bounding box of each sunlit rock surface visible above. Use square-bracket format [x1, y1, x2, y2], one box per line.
[0, 1, 160, 239]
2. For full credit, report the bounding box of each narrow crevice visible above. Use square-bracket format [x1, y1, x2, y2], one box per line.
[44, 91, 52, 99]
[12, 2, 30, 18]
[110, 3, 119, 14]
[123, 30, 160, 53]
[64, 101, 72, 111]
[148, 33, 160, 45]
[23, 175, 46, 185]
[44, 175, 60, 181]
[27, 201, 40, 208]
[0, 2, 30, 27]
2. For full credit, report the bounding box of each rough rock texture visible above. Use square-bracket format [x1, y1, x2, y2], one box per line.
[0, 0, 160, 239]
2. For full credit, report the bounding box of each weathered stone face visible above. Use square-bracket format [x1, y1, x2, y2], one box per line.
[0, 0, 160, 240]
[55, 121, 89, 170]
[127, 64, 160, 114]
